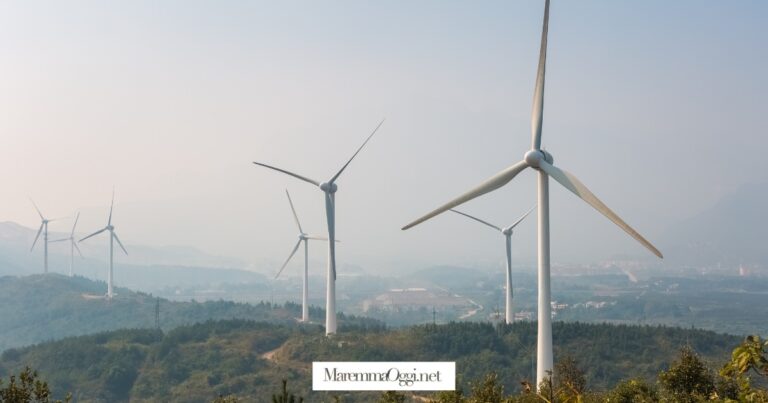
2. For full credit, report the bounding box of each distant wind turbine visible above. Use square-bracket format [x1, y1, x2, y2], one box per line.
[50, 212, 84, 277]
[30, 199, 56, 274]
[274, 189, 332, 323]
[253, 119, 384, 335]
[402, 0, 662, 386]
[450, 205, 535, 325]
[79, 191, 128, 299]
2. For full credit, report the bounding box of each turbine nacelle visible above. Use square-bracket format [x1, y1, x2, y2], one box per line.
[502, 227, 514, 236]
[319, 182, 338, 193]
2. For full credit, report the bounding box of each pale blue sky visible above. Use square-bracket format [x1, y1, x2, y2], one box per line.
[1, 1, 766, 272]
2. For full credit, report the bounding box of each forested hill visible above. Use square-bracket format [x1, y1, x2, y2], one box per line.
[0, 274, 380, 351]
[0, 319, 741, 402]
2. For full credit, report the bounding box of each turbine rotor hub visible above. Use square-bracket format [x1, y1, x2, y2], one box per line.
[319, 182, 338, 193]
[524, 150, 544, 168]
[502, 228, 513, 236]
[524, 149, 553, 168]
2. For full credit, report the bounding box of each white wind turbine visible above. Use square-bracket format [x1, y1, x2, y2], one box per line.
[450, 206, 535, 325]
[274, 189, 332, 323]
[30, 199, 56, 274]
[79, 191, 128, 299]
[253, 119, 384, 335]
[50, 212, 84, 277]
[402, 0, 662, 386]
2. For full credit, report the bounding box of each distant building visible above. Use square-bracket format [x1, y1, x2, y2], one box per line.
[550, 301, 568, 311]
[514, 311, 533, 321]
[362, 288, 469, 312]
[739, 265, 751, 277]
[585, 301, 607, 309]
[572, 300, 614, 309]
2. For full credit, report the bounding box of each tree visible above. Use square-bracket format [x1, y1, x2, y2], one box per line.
[554, 356, 587, 396]
[0, 367, 71, 403]
[272, 379, 304, 403]
[658, 346, 715, 402]
[212, 396, 239, 403]
[721, 335, 768, 378]
[468, 373, 505, 403]
[431, 389, 465, 403]
[378, 391, 406, 403]
[605, 379, 658, 403]
[537, 371, 554, 403]
[718, 335, 768, 402]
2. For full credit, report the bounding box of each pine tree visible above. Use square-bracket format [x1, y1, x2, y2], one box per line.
[272, 379, 304, 403]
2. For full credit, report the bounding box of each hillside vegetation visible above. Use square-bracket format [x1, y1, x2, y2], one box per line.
[0, 319, 745, 402]
[0, 274, 380, 351]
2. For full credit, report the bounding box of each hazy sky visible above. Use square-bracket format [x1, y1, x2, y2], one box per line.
[2, 1, 767, 273]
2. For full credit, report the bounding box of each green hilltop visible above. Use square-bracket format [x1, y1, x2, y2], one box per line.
[2, 273, 764, 402]
[0, 274, 379, 352]
[0, 319, 743, 402]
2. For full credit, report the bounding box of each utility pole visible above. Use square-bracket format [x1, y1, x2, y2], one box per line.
[155, 297, 160, 330]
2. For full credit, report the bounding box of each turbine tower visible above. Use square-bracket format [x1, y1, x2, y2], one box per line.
[50, 212, 84, 277]
[79, 191, 128, 299]
[402, 0, 662, 387]
[274, 189, 331, 323]
[30, 199, 55, 274]
[253, 119, 384, 335]
[450, 205, 535, 324]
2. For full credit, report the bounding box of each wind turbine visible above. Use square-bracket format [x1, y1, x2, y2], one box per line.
[402, 0, 662, 387]
[450, 205, 535, 325]
[79, 191, 128, 299]
[50, 212, 84, 277]
[274, 189, 331, 323]
[30, 199, 55, 274]
[253, 119, 385, 335]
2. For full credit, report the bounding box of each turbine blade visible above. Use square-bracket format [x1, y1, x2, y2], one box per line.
[30, 223, 44, 251]
[285, 189, 303, 233]
[538, 160, 663, 258]
[49, 238, 69, 243]
[531, 0, 550, 150]
[108, 189, 115, 226]
[329, 118, 385, 184]
[402, 160, 529, 230]
[253, 161, 320, 187]
[71, 212, 80, 237]
[79, 227, 107, 242]
[73, 241, 84, 258]
[509, 205, 537, 230]
[29, 198, 44, 220]
[306, 235, 341, 243]
[112, 232, 128, 255]
[275, 240, 302, 279]
[450, 209, 502, 231]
